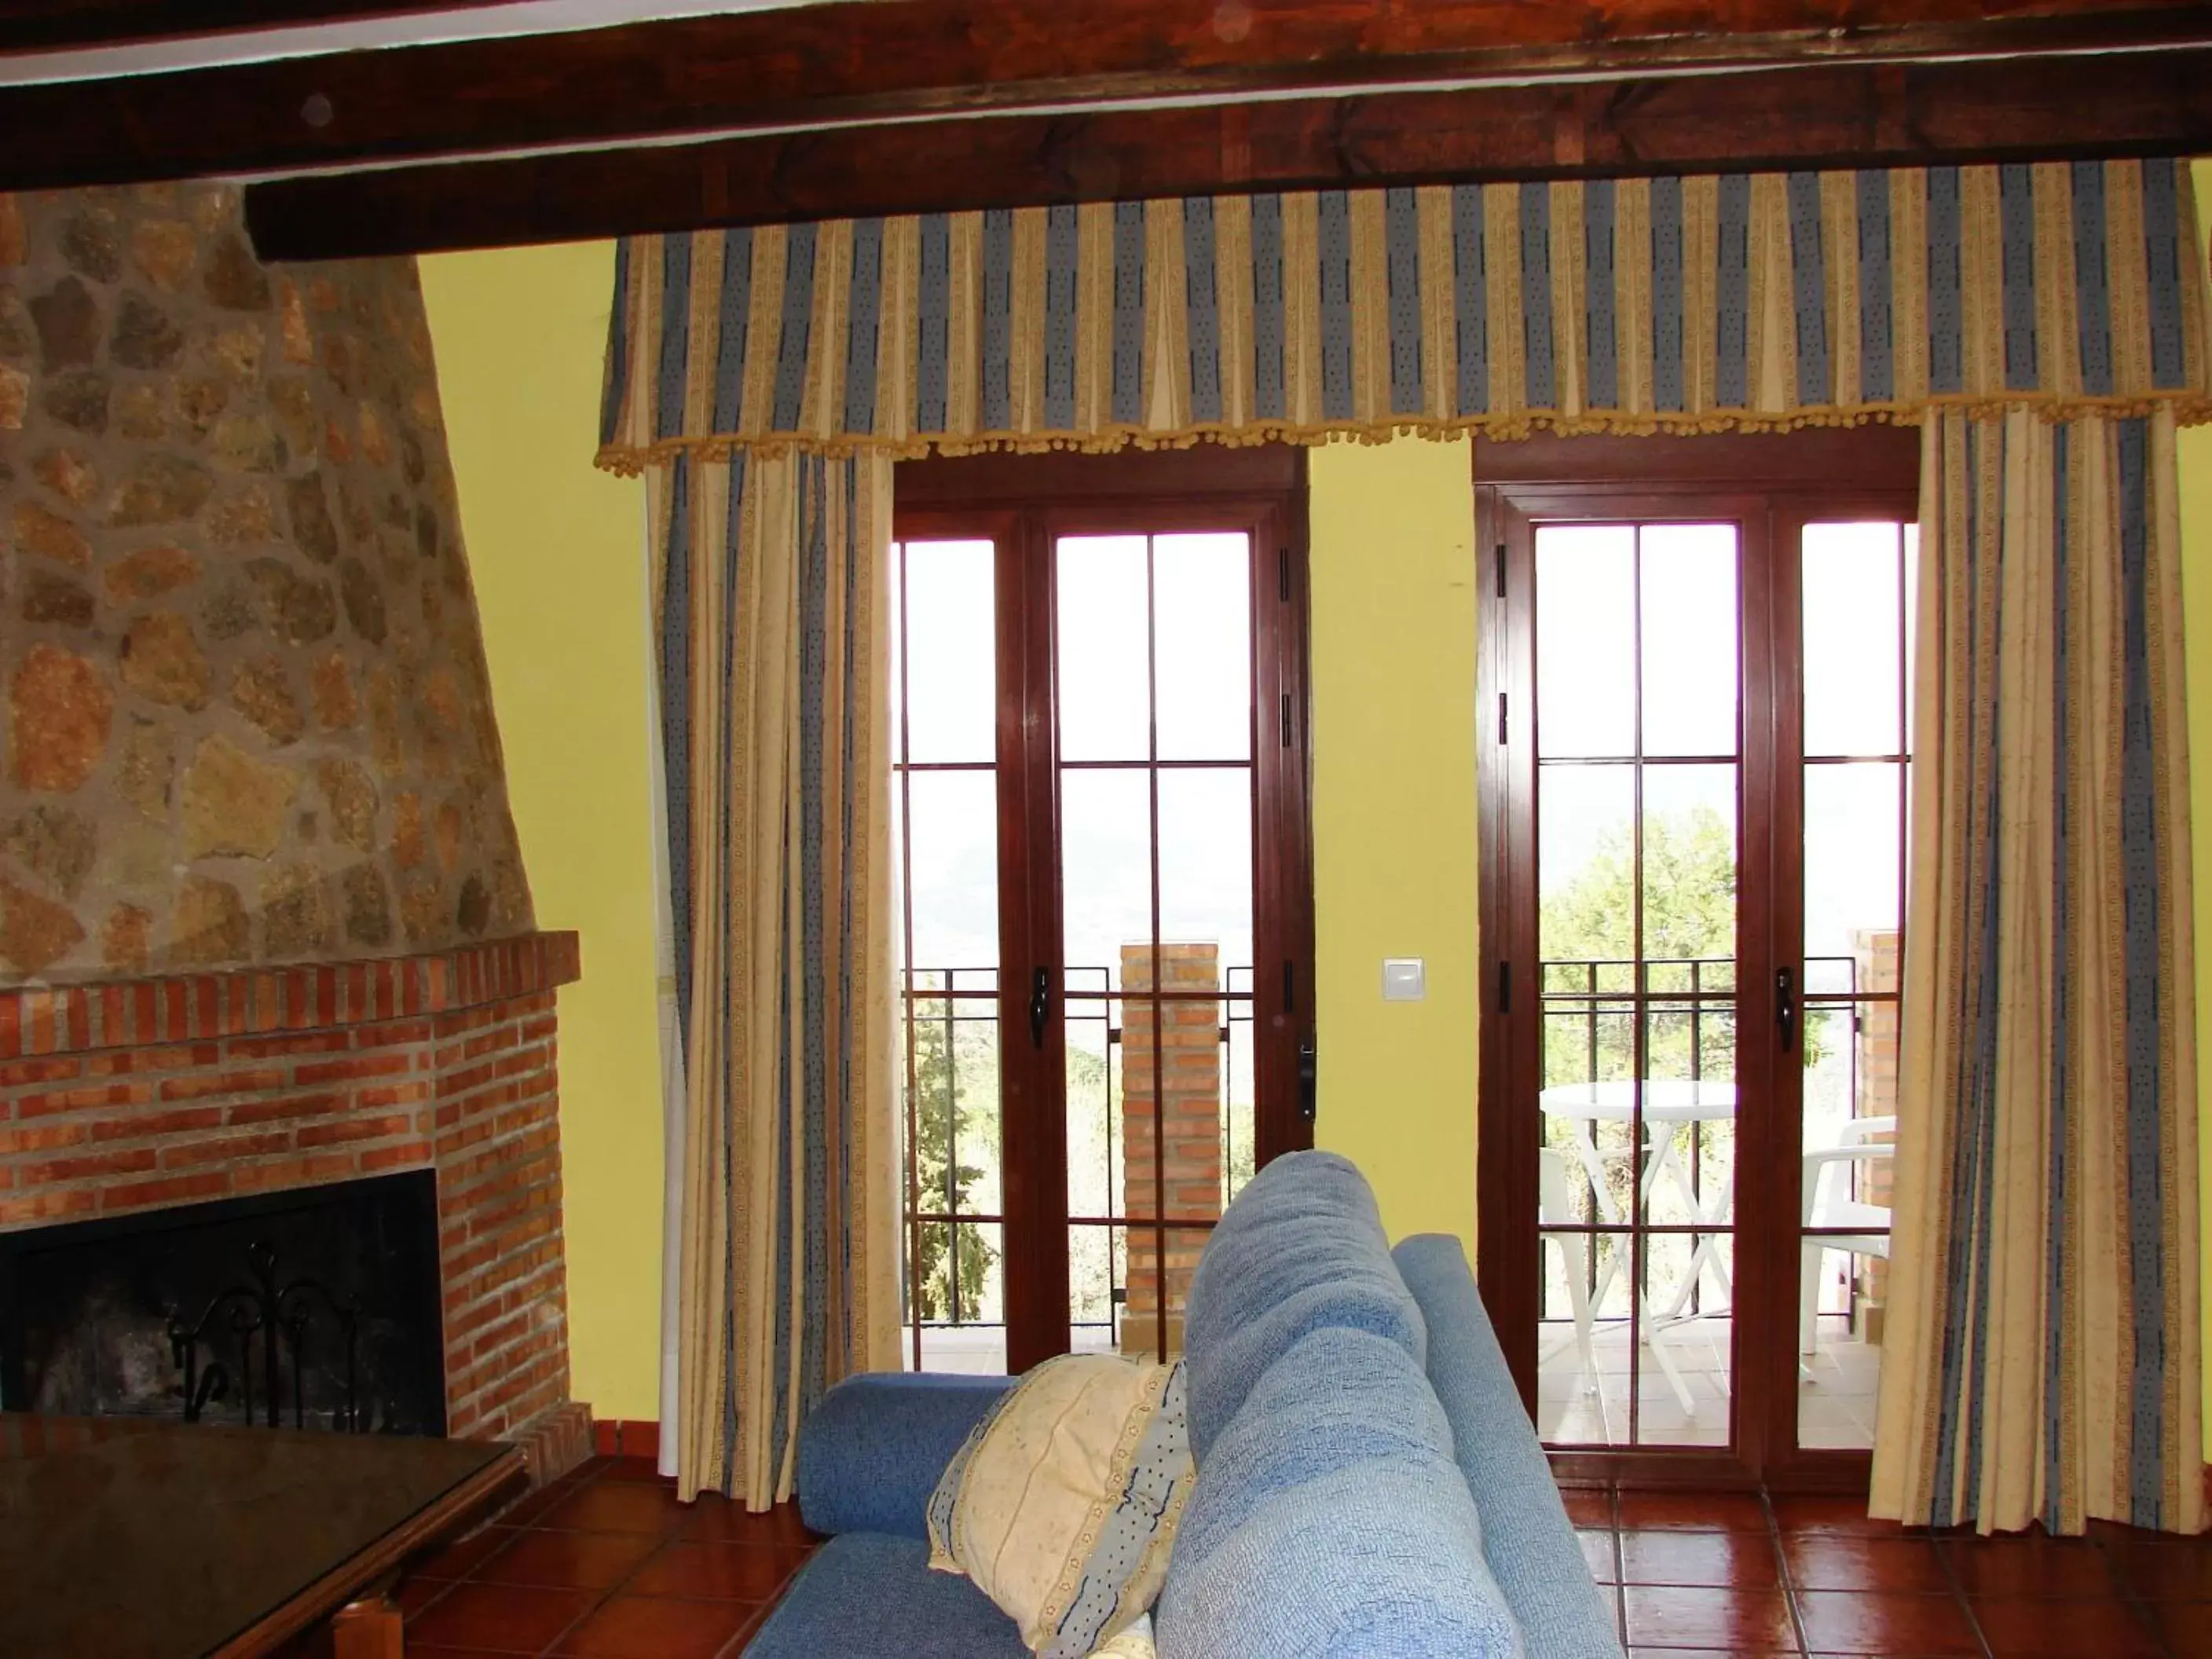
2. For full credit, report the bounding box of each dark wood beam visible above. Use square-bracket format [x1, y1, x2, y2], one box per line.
[0, 1, 501, 55]
[9, 0, 2212, 191]
[245, 47, 2212, 262]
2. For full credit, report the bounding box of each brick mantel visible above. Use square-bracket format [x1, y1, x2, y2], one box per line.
[0, 931, 582, 1446]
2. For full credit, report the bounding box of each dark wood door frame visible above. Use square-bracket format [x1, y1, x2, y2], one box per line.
[893, 446, 1314, 1373]
[1473, 428, 1917, 1491]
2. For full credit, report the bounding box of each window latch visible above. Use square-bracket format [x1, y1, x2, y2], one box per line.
[1029, 968, 1050, 1050]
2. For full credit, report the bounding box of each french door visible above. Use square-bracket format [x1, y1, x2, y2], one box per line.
[889, 450, 1314, 1377]
[1477, 430, 1918, 1485]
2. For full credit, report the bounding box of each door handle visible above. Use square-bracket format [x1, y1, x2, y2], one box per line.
[1029, 968, 1050, 1050]
[1775, 966, 1796, 1051]
[1297, 1035, 1317, 1122]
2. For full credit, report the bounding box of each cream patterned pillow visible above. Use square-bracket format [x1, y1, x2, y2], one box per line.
[926, 1355, 1191, 1659]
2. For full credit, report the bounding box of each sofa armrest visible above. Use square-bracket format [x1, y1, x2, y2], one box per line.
[797, 1372, 1013, 1540]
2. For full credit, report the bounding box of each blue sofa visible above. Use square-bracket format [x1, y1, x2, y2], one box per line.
[745, 1152, 1623, 1657]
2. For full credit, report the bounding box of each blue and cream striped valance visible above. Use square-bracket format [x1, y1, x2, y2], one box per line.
[597, 161, 2210, 471]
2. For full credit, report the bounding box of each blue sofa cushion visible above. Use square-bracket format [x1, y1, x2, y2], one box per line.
[742, 1532, 1030, 1659]
[1157, 1324, 1524, 1658]
[1394, 1236, 1624, 1658]
[1181, 1151, 1426, 1462]
[798, 1372, 1013, 1540]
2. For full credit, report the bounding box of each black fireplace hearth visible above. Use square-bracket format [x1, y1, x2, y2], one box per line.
[0, 1172, 444, 1434]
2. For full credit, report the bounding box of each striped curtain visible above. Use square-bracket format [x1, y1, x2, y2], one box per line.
[650, 450, 903, 1506]
[1870, 408, 2203, 1536]
[599, 163, 2210, 469]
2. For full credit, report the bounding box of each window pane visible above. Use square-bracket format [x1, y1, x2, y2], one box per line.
[1641, 763, 1737, 968]
[903, 770, 998, 972]
[1804, 763, 1902, 965]
[1803, 522, 1904, 758]
[897, 539, 998, 764]
[1057, 534, 1151, 761]
[1156, 768, 1253, 975]
[1154, 533, 1251, 761]
[1639, 523, 1739, 758]
[1540, 764, 1635, 965]
[1060, 768, 1152, 994]
[1536, 525, 1635, 757]
[1800, 1002, 1893, 1451]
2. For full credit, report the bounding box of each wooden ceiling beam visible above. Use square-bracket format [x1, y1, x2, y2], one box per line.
[7, 0, 2212, 192]
[244, 47, 2212, 262]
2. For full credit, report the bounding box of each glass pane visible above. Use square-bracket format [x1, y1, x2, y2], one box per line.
[1154, 533, 1252, 761]
[1639, 1005, 1736, 1232]
[1223, 977, 1258, 1207]
[1065, 995, 1119, 1224]
[1536, 525, 1635, 757]
[1157, 768, 1253, 973]
[904, 993, 1002, 1218]
[1637, 1233, 1731, 1448]
[911, 1220, 1005, 1375]
[1060, 768, 1152, 994]
[1121, 1225, 1213, 1361]
[1057, 534, 1151, 761]
[897, 540, 998, 763]
[1639, 523, 1739, 757]
[1642, 764, 1737, 967]
[1536, 1229, 1631, 1446]
[1069, 1223, 1123, 1355]
[903, 770, 999, 972]
[1800, 1004, 1893, 1451]
[1540, 764, 1635, 965]
[1804, 763, 1902, 967]
[1903, 522, 1921, 746]
[1803, 522, 1904, 758]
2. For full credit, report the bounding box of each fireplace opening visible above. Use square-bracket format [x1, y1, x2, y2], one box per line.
[0, 1172, 445, 1434]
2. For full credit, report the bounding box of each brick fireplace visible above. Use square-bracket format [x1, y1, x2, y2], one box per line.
[0, 932, 589, 1471]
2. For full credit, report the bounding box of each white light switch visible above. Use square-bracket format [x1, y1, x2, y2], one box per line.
[1381, 958, 1426, 1002]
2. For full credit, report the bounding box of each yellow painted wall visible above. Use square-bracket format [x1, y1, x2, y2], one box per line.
[1309, 440, 1482, 1258]
[418, 245, 665, 1423]
[2185, 155, 2212, 1465]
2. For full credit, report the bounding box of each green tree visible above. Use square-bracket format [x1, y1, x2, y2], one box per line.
[906, 999, 998, 1323]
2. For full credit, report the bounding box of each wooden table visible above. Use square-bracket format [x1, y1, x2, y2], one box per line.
[0, 1415, 526, 1657]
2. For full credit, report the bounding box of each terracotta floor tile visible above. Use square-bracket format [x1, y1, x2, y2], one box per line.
[402, 1648, 537, 1658]
[1941, 1535, 2119, 1598]
[552, 1594, 756, 1659]
[1782, 1534, 1950, 1594]
[2103, 1538, 2212, 1600]
[533, 1481, 692, 1537]
[410, 1525, 523, 1581]
[404, 1581, 602, 1654]
[1792, 1591, 1979, 1657]
[1561, 1488, 1617, 1527]
[1580, 1528, 1621, 1582]
[678, 1498, 819, 1546]
[2144, 1599, 2212, 1658]
[1618, 1529, 1782, 1588]
[1968, 1595, 2164, 1657]
[397, 1576, 453, 1619]
[1622, 1584, 1800, 1650]
[597, 1456, 669, 1485]
[499, 1472, 597, 1528]
[472, 1528, 666, 1591]
[624, 1540, 813, 1602]
[1769, 1496, 1914, 1536]
[1618, 1492, 1771, 1533]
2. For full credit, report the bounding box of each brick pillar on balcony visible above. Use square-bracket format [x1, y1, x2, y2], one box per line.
[1851, 928, 1902, 1344]
[1119, 942, 1221, 1357]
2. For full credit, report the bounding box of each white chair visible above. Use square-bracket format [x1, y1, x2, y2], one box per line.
[1538, 1146, 1597, 1394]
[1800, 1115, 1896, 1357]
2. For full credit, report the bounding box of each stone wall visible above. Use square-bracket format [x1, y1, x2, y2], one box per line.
[0, 185, 531, 985]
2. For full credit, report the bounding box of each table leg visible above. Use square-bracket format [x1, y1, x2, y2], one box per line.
[330, 1591, 404, 1659]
